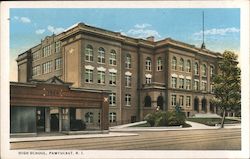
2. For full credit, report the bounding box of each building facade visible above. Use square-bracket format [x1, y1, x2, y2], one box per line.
[17, 23, 221, 125]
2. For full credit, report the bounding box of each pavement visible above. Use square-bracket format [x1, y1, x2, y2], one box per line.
[10, 121, 241, 143]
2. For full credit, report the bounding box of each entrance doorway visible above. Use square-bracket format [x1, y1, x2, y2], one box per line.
[157, 96, 164, 110]
[50, 107, 59, 132]
[36, 107, 45, 132]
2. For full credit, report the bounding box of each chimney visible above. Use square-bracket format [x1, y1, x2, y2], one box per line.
[146, 36, 155, 42]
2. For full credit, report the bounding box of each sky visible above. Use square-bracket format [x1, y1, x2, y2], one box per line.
[9, 8, 240, 81]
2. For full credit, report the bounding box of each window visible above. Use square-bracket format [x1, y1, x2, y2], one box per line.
[210, 66, 214, 78]
[109, 72, 116, 85]
[202, 64, 207, 77]
[32, 65, 40, 76]
[186, 96, 191, 107]
[179, 78, 184, 89]
[194, 62, 199, 75]
[98, 71, 105, 84]
[179, 58, 184, 71]
[55, 41, 61, 53]
[109, 112, 116, 123]
[194, 81, 199, 90]
[85, 45, 93, 62]
[43, 44, 52, 57]
[125, 75, 131, 87]
[145, 57, 151, 71]
[179, 95, 184, 107]
[85, 112, 94, 123]
[171, 95, 177, 106]
[201, 81, 207, 91]
[171, 77, 177, 88]
[55, 58, 62, 70]
[42, 61, 52, 74]
[210, 83, 214, 93]
[125, 54, 131, 69]
[144, 96, 152, 107]
[146, 77, 151, 84]
[125, 94, 131, 106]
[186, 79, 191, 90]
[109, 93, 116, 106]
[157, 57, 163, 71]
[98, 47, 105, 63]
[109, 50, 116, 65]
[186, 60, 191, 72]
[85, 69, 93, 83]
[172, 56, 177, 70]
[32, 51, 40, 61]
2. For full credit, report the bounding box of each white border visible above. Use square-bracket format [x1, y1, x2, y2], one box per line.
[1, 1, 249, 159]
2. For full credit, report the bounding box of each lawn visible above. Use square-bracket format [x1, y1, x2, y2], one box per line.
[187, 118, 241, 126]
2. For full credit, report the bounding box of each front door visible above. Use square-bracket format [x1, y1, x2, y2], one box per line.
[37, 107, 45, 132]
[50, 107, 59, 132]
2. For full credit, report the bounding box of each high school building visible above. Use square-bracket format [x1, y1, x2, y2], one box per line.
[16, 22, 221, 127]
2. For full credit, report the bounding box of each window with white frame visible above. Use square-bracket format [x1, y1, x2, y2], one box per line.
[85, 69, 93, 83]
[109, 72, 116, 85]
[186, 96, 191, 107]
[42, 61, 52, 74]
[172, 56, 177, 70]
[186, 79, 191, 90]
[85, 45, 93, 62]
[179, 78, 184, 89]
[157, 57, 163, 71]
[171, 77, 177, 88]
[109, 50, 117, 65]
[125, 54, 131, 69]
[43, 44, 52, 57]
[194, 80, 199, 90]
[194, 62, 199, 75]
[179, 95, 184, 107]
[210, 83, 214, 93]
[186, 60, 191, 72]
[85, 112, 94, 123]
[32, 65, 40, 76]
[98, 47, 105, 63]
[98, 71, 105, 84]
[210, 65, 214, 78]
[55, 41, 61, 53]
[146, 77, 151, 84]
[171, 94, 177, 106]
[55, 58, 62, 70]
[125, 75, 131, 87]
[125, 94, 131, 106]
[109, 93, 116, 106]
[202, 64, 207, 77]
[109, 112, 116, 123]
[145, 57, 151, 71]
[201, 81, 207, 91]
[32, 51, 40, 61]
[179, 58, 184, 71]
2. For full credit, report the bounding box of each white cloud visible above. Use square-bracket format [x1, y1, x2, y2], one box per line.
[127, 23, 161, 39]
[14, 16, 19, 20]
[20, 17, 31, 23]
[194, 27, 240, 36]
[47, 25, 65, 34]
[35, 29, 45, 35]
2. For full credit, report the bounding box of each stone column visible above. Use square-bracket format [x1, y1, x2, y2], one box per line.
[45, 107, 50, 132]
[58, 108, 62, 132]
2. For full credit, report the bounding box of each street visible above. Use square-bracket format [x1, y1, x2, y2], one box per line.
[11, 128, 241, 150]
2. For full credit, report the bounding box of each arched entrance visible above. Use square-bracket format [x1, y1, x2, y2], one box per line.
[210, 102, 214, 113]
[144, 95, 152, 107]
[202, 98, 207, 112]
[194, 97, 199, 112]
[157, 96, 164, 110]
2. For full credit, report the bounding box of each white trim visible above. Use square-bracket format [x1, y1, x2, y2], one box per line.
[179, 75, 184, 78]
[125, 71, 132, 76]
[108, 68, 117, 73]
[85, 65, 94, 70]
[186, 76, 192, 80]
[145, 73, 152, 78]
[97, 66, 106, 72]
[202, 80, 207, 83]
[194, 79, 200, 82]
[171, 73, 178, 78]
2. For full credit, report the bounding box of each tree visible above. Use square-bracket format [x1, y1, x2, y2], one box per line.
[211, 51, 241, 128]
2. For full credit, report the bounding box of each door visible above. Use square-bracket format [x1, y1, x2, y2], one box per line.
[37, 107, 45, 132]
[50, 107, 59, 132]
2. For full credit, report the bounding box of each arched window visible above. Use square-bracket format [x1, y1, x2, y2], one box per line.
[98, 47, 105, 63]
[85, 45, 93, 61]
[144, 95, 152, 107]
[202, 64, 207, 77]
[172, 56, 177, 70]
[125, 54, 131, 69]
[109, 50, 116, 65]
[157, 57, 163, 71]
[145, 57, 151, 71]
[186, 60, 191, 72]
[194, 62, 199, 75]
[179, 58, 184, 71]
[85, 112, 94, 123]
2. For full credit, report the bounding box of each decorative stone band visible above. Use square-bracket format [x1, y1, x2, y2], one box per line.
[85, 65, 94, 70]
[171, 73, 178, 78]
[178, 75, 184, 78]
[145, 73, 152, 78]
[108, 68, 117, 73]
[186, 76, 192, 80]
[194, 79, 200, 81]
[97, 66, 106, 72]
[202, 80, 207, 83]
[125, 71, 132, 76]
